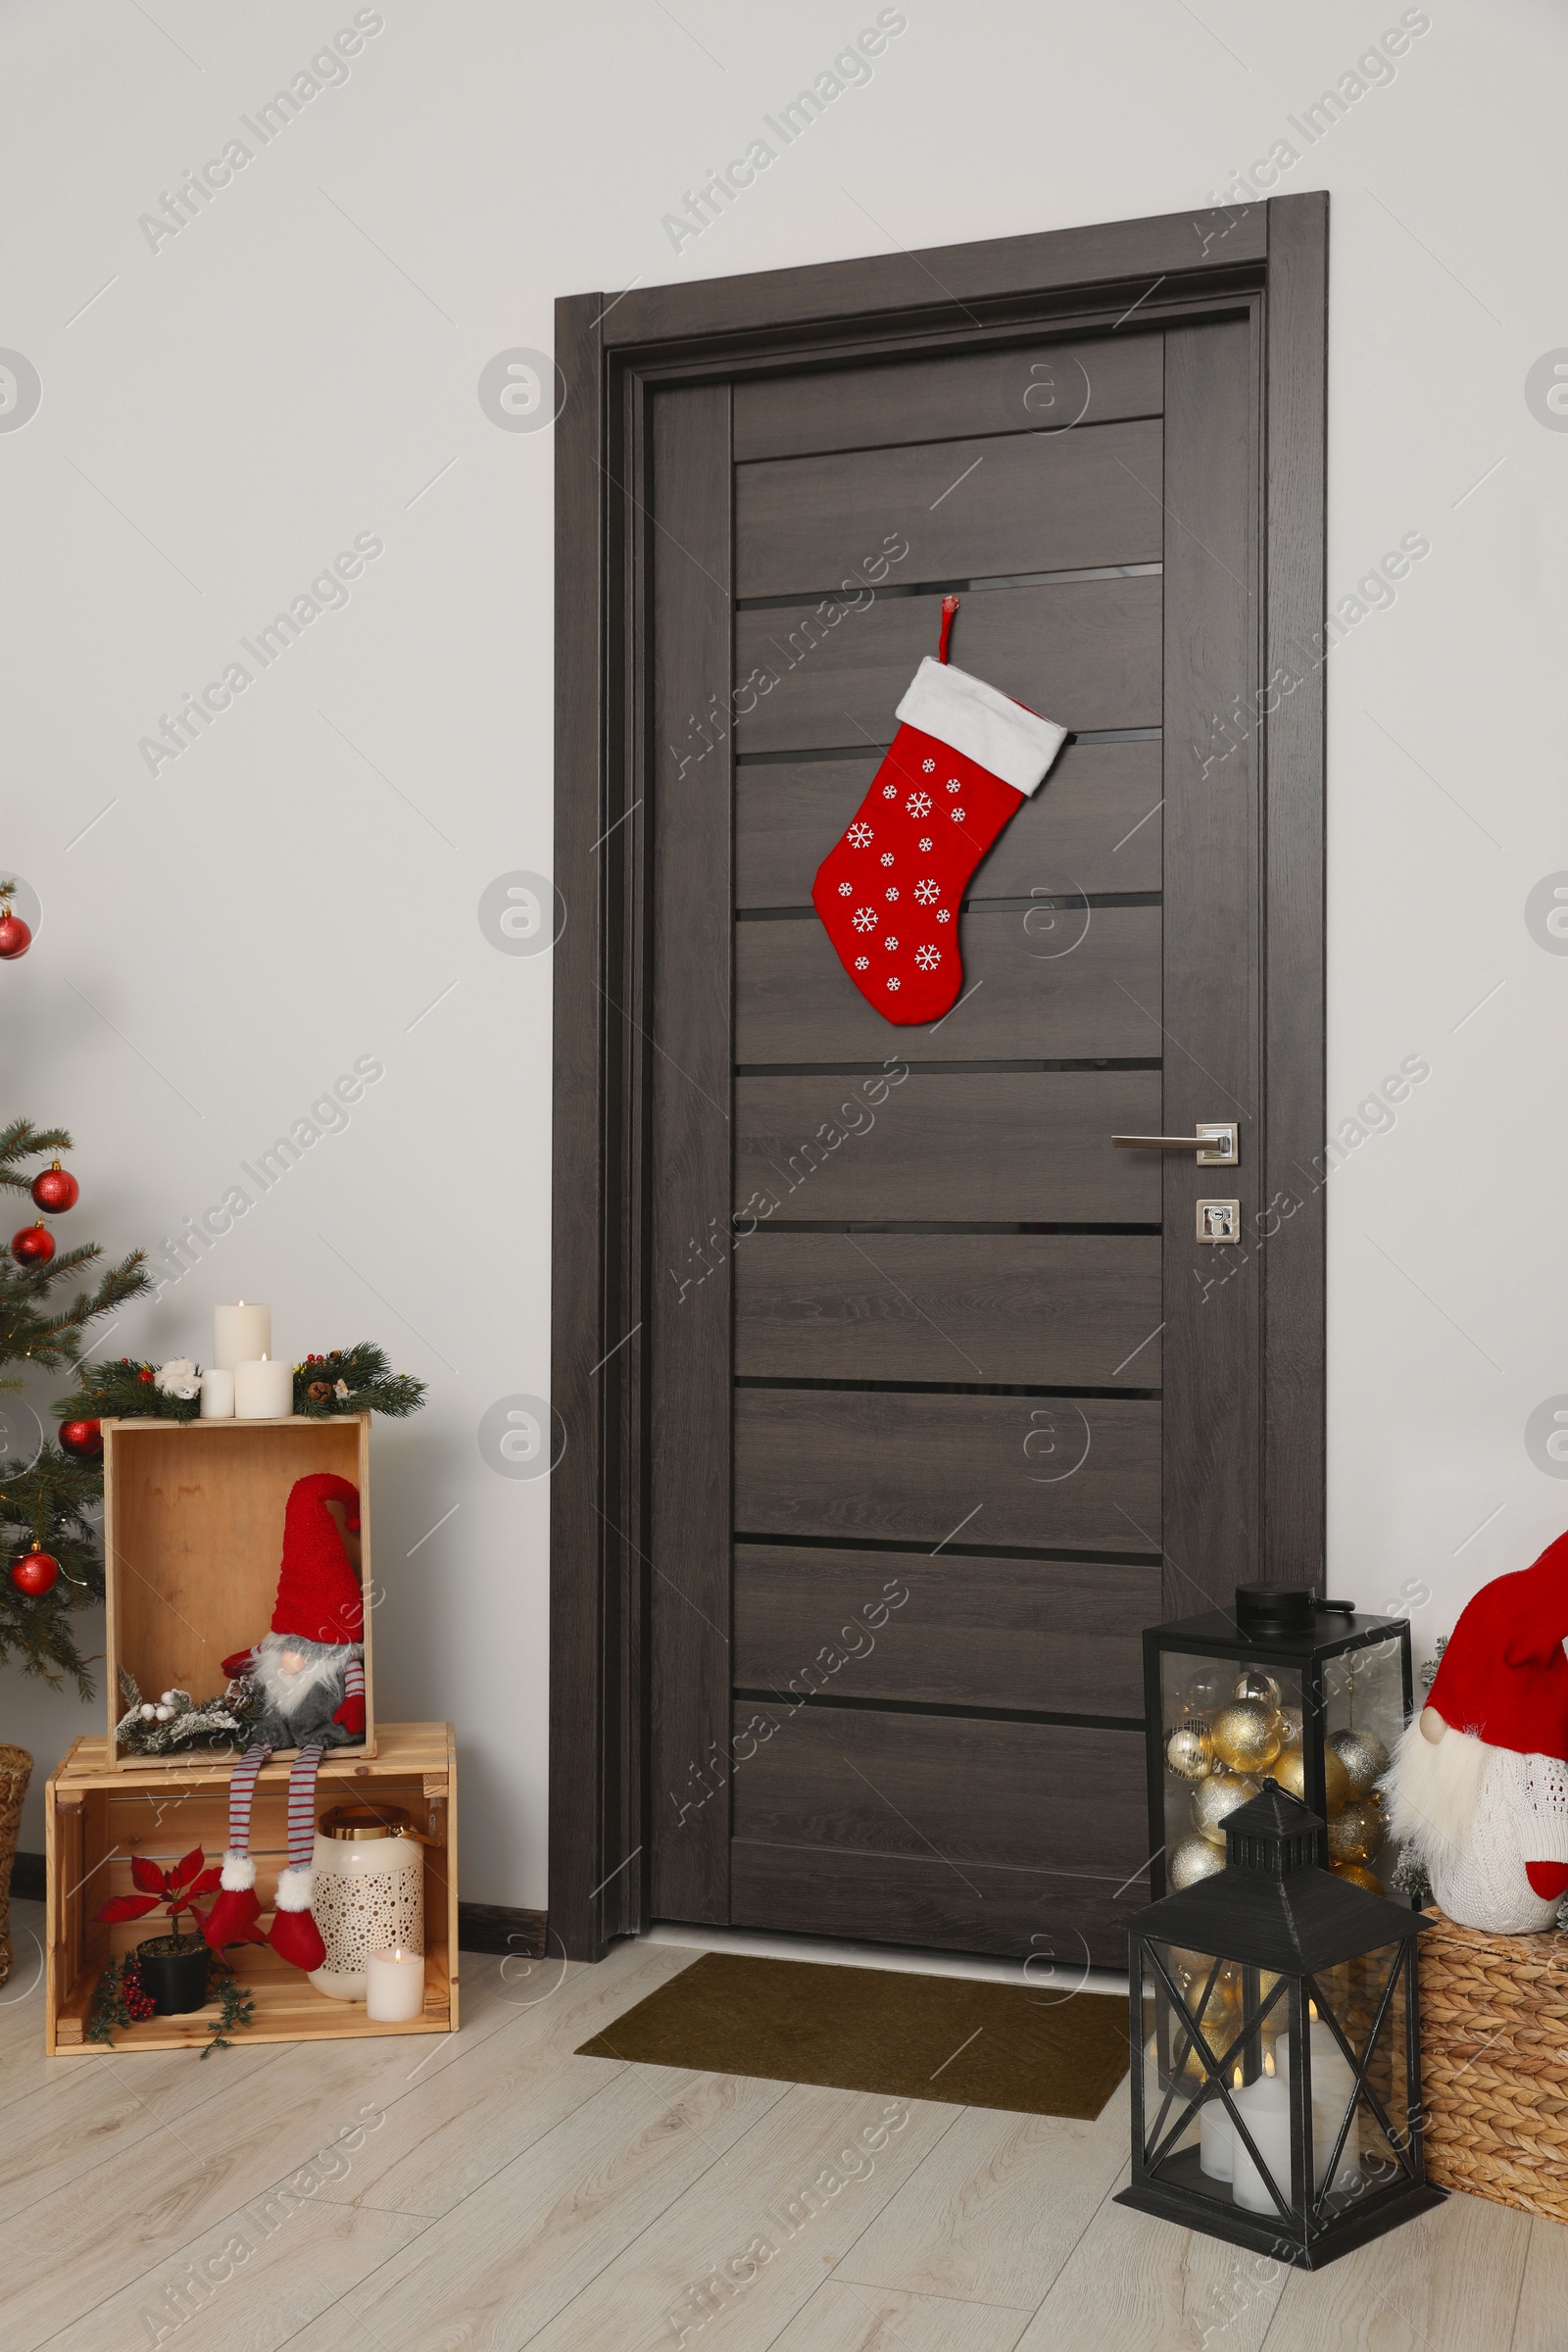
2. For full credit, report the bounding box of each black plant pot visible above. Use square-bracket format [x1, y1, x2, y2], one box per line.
[135, 1934, 211, 2015]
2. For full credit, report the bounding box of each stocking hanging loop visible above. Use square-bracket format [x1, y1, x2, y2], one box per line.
[938, 594, 958, 663]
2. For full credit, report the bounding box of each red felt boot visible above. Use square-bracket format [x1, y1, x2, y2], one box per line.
[201, 1852, 268, 1950]
[267, 1864, 326, 1972]
[810, 598, 1066, 1025]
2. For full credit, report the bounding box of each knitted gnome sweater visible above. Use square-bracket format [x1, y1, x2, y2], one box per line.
[1386, 1716, 1568, 1933]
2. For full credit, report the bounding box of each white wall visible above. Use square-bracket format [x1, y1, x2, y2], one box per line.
[2, 0, 1563, 1897]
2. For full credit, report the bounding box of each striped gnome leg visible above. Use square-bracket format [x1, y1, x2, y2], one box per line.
[201, 1740, 273, 1950]
[267, 1741, 328, 1971]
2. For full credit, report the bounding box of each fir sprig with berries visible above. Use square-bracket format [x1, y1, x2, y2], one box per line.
[293, 1344, 426, 1419]
[0, 1118, 150, 1691]
[53, 1357, 202, 1425]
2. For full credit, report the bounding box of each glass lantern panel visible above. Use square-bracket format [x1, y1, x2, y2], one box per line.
[1320, 1638, 1405, 1897]
[1160, 1651, 1306, 1895]
[1304, 1943, 1411, 2219]
[1142, 1940, 1283, 2199]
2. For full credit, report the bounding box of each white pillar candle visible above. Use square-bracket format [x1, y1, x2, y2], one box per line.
[1229, 2061, 1294, 2215]
[1200, 2071, 1239, 2181]
[215, 1301, 270, 1371]
[1275, 2021, 1360, 2191]
[199, 1368, 235, 1419]
[234, 1355, 292, 1419]
[366, 1946, 425, 2022]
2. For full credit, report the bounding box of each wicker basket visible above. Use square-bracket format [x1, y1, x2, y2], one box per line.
[1419, 1904, 1568, 2223]
[0, 1744, 33, 1986]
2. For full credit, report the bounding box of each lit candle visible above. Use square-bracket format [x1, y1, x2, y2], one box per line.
[1200, 2064, 1241, 2181]
[366, 1946, 425, 2022]
[199, 1368, 235, 1420]
[215, 1301, 271, 1371]
[233, 1355, 292, 1419]
[1230, 2050, 1293, 2215]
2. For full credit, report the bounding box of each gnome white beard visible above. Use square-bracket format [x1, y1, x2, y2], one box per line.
[1386, 1718, 1568, 1933]
[253, 1630, 354, 1722]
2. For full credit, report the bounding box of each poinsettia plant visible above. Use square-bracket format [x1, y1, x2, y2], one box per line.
[95, 1845, 220, 1946]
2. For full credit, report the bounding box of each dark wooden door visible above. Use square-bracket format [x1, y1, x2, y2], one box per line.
[642, 312, 1266, 1967]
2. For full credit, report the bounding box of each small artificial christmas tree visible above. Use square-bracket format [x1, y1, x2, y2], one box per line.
[0, 1118, 149, 1691]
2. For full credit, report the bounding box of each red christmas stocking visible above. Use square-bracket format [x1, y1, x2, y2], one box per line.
[811, 600, 1067, 1025]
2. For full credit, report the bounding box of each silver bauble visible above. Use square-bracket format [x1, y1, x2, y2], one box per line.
[1234, 1668, 1283, 1713]
[1170, 1835, 1227, 1890]
[1166, 1721, 1214, 1781]
[1328, 1727, 1389, 1801]
[1193, 1771, 1261, 1845]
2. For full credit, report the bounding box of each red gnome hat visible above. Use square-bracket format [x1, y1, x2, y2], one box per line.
[1428, 1525, 1568, 1758]
[271, 1472, 364, 1645]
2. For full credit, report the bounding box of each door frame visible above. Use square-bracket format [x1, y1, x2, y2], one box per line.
[551, 196, 1329, 1961]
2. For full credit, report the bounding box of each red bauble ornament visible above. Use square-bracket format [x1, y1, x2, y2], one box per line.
[10, 1550, 61, 1597]
[0, 911, 31, 959]
[59, 1418, 103, 1458]
[31, 1161, 78, 1213]
[11, 1221, 54, 1265]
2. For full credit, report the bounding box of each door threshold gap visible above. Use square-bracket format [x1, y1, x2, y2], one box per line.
[642, 1920, 1130, 1998]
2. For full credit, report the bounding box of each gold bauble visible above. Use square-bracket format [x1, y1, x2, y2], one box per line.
[1166, 1721, 1214, 1781]
[1327, 1795, 1385, 1866]
[1193, 1771, 1261, 1845]
[1278, 1704, 1303, 1750]
[1271, 1742, 1350, 1810]
[1234, 1668, 1283, 1713]
[1328, 1727, 1389, 1801]
[1332, 1860, 1386, 1895]
[1170, 1835, 1226, 1890]
[1210, 1699, 1281, 1773]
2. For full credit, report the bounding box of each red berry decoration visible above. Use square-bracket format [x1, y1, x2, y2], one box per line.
[0, 910, 30, 959]
[10, 1550, 61, 1597]
[30, 1160, 78, 1213]
[11, 1221, 54, 1265]
[59, 1418, 102, 1458]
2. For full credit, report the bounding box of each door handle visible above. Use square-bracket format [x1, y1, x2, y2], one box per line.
[1112, 1122, 1238, 1166]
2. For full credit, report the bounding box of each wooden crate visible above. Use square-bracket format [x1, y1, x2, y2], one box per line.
[103, 1413, 374, 1766]
[1419, 1906, 1568, 2223]
[45, 1723, 456, 2055]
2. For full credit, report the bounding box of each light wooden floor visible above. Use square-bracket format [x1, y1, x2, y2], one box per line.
[2, 1895, 1563, 2352]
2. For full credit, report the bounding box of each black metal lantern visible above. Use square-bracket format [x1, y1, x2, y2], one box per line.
[1119, 1783, 1442, 2267]
[1146, 1587, 1412, 1900]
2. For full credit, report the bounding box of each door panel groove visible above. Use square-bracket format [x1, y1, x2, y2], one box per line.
[734, 1530, 1163, 1565]
[734, 1378, 1161, 1401]
[733, 1690, 1147, 1732]
[733, 1057, 1163, 1076]
[736, 893, 1164, 920]
[740, 1219, 1165, 1235]
[734, 561, 1163, 612]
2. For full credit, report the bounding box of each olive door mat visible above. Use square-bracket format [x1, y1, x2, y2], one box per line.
[576, 1951, 1130, 2119]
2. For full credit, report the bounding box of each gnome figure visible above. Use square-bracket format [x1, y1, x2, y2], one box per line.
[1385, 1529, 1568, 1933]
[201, 1472, 367, 1970]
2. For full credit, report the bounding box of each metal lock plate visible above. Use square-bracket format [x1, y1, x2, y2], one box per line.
[1196, 1198, 1241, 1244]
